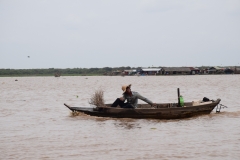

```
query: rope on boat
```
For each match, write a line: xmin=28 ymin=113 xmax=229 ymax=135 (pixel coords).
xmin=216 ymin=104 xmax=228 ymax=113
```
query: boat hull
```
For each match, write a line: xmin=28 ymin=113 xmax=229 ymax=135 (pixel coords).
xmin=64 ymin=99 xmax=220 ymax=119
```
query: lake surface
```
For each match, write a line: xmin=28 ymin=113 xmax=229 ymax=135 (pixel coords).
xmin=0 ymin=75 xmax=240 ymax=160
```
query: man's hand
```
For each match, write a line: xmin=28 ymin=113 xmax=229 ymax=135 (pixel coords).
xmin=152 ymin=103 xmax=157 ymax=107
xmin=119 ymin=97 xmax=125 ymax=101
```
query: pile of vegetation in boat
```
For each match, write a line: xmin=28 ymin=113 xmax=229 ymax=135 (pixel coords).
xmin=88 ymin=89 xmax=106 ymax=108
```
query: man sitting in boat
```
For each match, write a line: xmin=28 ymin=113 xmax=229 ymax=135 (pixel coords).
xmin=111 ymin=84 xmax=156 ymax=108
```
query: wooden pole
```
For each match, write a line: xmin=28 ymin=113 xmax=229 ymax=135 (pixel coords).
xmin=177 ymin=88 xmax=180 ymax=107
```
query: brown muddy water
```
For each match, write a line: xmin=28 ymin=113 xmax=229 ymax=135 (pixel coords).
xmin=0 ymin=75 xmax=240 ymax=160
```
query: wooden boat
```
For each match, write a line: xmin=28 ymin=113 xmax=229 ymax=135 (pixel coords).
xmin=64 ymin=99 xmax=221 ymax=119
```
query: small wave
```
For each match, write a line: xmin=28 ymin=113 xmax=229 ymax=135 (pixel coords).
xmin=69 ymin=111 xmax=88 ymax=117
xmin=218 ymin=111 xmax=240 ymax=118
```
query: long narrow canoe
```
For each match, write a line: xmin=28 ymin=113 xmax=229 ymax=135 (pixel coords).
xmin=64 ymin=99 xmax=221 ymax=119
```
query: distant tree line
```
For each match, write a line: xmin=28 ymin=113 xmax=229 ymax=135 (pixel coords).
xmin=0 ymin=67 xmax=133 ymax=76
xmin=1 ymin=66 xmax=237 ymax=77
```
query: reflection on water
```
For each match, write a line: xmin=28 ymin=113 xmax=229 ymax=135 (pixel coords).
xmin=0 ymin=75 xmax=240 ymax=160
xmin=113 ymin=119 xmax=141 ymax=130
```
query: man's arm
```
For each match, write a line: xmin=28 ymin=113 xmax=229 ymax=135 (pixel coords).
xmin=136 ymin=92 xmax=154 ymax=105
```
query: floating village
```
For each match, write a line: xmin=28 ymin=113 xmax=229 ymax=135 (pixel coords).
xmin=106 ymin=66 xmax=240 ymax=76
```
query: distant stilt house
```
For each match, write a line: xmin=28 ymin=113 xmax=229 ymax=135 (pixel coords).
xmin=162 ymin=67 xmax=191 ymax=75
xmin=224 ymin=68 xmax=234 ymax=74
xmin=123 ymin=69 xmax=137 ymax=75
xmin=135 ymin=68 xmax=161 ymax=75
xmin=189 ymin=67 xmax=200 ymax=75
xmin=208 ymin=67 xmax=225 ymax=74
xmin=111 ymin=71 xmax=122 ymax=76
xmin=198 ymin=67 xmax=209 ymax=74
xmin=142 ymin=68 xmax=161 ymax=75
xmin=234 ymin=67 xmax=240 ymax=74
xmin=202 ymin=69 xmax=208 ymax=74
xmin=131 ymin=70 xmax=137 ymax=75
xmin=136 ymin=67 xmax=143 ymax=74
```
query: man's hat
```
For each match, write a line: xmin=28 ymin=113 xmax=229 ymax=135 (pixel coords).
xmin=122 ymin=84 xmax=131 ymax=93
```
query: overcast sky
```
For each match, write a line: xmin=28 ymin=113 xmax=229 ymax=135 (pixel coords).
xmin=0 ymin=0 xmax=240 ymax=69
